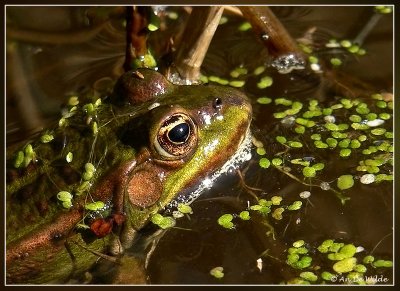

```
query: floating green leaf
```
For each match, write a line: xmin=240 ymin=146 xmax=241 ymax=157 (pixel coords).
xmin=57 ymin=191 xmax=73 ymax=202
xmin=333 ymin=257 xmax=357 ymax=273
xmin=303 ymin=167 xmax=316 ymax=178
xmin=337 ymin=175 xmax=354 ymax=190
xmin=40 ymin=134 xmax=54 ymax=143
xmin=259 ymin=158 xmax=271 ymax=168
xmin=177 ymin=204 xmax=193 ymax=214
xmin=85 ymin=201 xmax=105 ymax=211
xmin=239 ymin=211 xmax=250 ymax=220
xmin=218 ymin=214 xmax=234 ymax=229
xmin=210 ymin=266 xmax=224 ymax=279
xmin=257 ymin=97 xmax=272 ymax=104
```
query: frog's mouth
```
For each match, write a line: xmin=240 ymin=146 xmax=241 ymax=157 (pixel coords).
xmin=164 ymin=128 xmax=253 ymax=212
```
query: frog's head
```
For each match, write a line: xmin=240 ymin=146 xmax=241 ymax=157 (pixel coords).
xmin=111 ymin=69 xmax=252 ymax=230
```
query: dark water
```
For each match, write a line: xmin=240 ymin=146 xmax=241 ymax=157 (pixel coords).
xmin=5 ymin=6 xmax=393 ymax=285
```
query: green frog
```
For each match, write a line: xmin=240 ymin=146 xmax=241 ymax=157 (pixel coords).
xmin=6 ymin=68 xmax=252 ymax=284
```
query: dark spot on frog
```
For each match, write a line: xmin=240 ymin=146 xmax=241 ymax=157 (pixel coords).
xmin=13 ymin=184 xmax=35 ymax=202
xmin=35 ymin=200 xmax=49 ymax=216
xmin=212 ymin=97 xmax=222 ymax=110
xmin=6 ymin=168 xmax=19 ymax=184
xmin=117 ymin=115 xmax=150 ymax=152
xmin=51 ymin=163 xmax=81 ymax=185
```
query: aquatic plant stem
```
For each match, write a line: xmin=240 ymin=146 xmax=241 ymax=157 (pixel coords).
xmin=124 ymin=6 xmax=151 ymax=72
xmin=274 ymin=166 xmax=350 ymax=204
xmin=239 ymin=6 xmax=304 ymax=58
xmin=168 ymin=6 xmax=224 ymax=84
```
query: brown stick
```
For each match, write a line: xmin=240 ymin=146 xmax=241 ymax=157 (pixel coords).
xmin=124 ymin=6 xmax=150 ymax=72
xmin=170 ymin=6 xmax=224 ymax=84
xmin=239 ymin=6 xmax=303 ymax=58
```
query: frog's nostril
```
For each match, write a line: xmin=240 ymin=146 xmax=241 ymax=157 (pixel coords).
xmin=212 ymin=97 xmax=222 ymax=109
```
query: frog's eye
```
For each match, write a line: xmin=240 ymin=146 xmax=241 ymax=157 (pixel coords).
xmin=154 ymin=113 xmax=197 ymax=159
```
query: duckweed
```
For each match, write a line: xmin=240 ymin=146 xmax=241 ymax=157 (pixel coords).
xmin=239 ymin=211 xmax=250 ymax=220
xmin=311 ymin=134 xmax=321 ymax=140
xmin=337 ymin=175 xmax=354 ymax=190
xmin=229 ymin=80 xmax=245 ymax=88
xmin=275 ymin=98 xmax=293 ymax=106
xmin=85 ymin=201 xmax=105 ymax=211
xmin=151 ymin=213 xmax=176 ymax=229
xmin=257 ymin=97 xmax=272 ymax=104
xmin=253 ymin=66 xmax=266 ymax=75
xmin=68 ymin=96 xmax=79 ymax=106
xmin=66 ymin=152 xmax=73 ymax=163
xmin=372 ymin=260 xmax=393 ymax=268
xmin=293 ymin=240 xmax=305 ymax=248
xmin=326 ymin=137 xmax=338 ymax=148
xmin=300 ymin=271 xmax=318 ymax=282
xmin=218 ymin=214 xmax=234 ymax=229
xmin=272 ymin=158 xmax=283 ymax=166
xmin=339 ymin=244 xmax=357 ymax=258
xmin=291 ymin=158 xmax=310 ymax=167
xmin=338 ymin=139 xmax=350 ymax=148
xmin=303 ymin=167 xmax=316 ymax=178
xmin=230 ymin=67 xmax=248 ymax=78
xmin=333 ymin=257 xmax=357 ymax=273
xmin=271 ymin=196 xmax=282 ymax=205
xmin=273 ymin=112 xmax=287 ymax=119
xmin=321 ymin=271 xmax=335 ymax=281
xmin=340 ymin=148 xmax=352 ymax=157
xmin=272 ymin=207 xmax=284 ymax=220
xmin=57 ymin=191 xmax=73 ymax=202
xmin=82 ymin=162 xmax=95 ymax=181
xmin=376 ymin=100 xmax=387 ymax=108
xmin=288 ymin=141 xmax=303 ymax=148
xmin=238 ymin=21 xmax=252 ymax=31
xmin=287 ymin=201 xmax=302 ymax=210
xmin=210 ymin=267 xmax=224 ymax=279
xmin=349 ymin=114 xmax=362 ymax=122
xmin=363 ymin=255 xmax=375 ymax=264
xmin=256 ymin=147 xmax=266 ymax=155
xmin=354 ymin=264 xmax=367 ymax=273
xmin=40 ymin=134 xmax=54 ymax=143
xmin=312 ymin=163 xmax=325 ymax=171
xmin=177 ymin=204 xmax=193 ymax=214
xmin=13 ymin=151 xmax=24 ymax=168
xmin=330 ymin=58 xmax=342 ymax=66
xmin=259 ymin=158 xmax=271 ymax=168
xmin=294 ymin=125 xmax=305 ymax=134
xmin=257 ymin=76 xmax=273 ymax=89
xmin=314 ymin=141 xmax=328 ymax=148
xmin=350 ymin=140 xmax=361 ymax=148
xmin=370 ymin=128 xmax=386 ymax=135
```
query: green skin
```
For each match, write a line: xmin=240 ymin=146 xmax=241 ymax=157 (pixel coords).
xmin=6 ymin=69 xmax=252 ymax=284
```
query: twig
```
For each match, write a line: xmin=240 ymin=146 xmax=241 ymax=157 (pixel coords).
xmin=168 ymin=6 xmax=224 ymax=84
xmin=239 ymin=6 xmax=302 ymax=57
xmin=239 ymin=7 xmax=307 ymax=73
xmin=124 ymin=6 xmax=151 ymax=72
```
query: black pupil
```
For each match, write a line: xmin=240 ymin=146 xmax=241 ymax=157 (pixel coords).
xmin=168 ymin=123 xmax=190 ymax=143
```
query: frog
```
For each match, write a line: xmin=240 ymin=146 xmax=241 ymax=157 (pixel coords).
xmin=5 ymin=68 xmax=253 ymax=284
